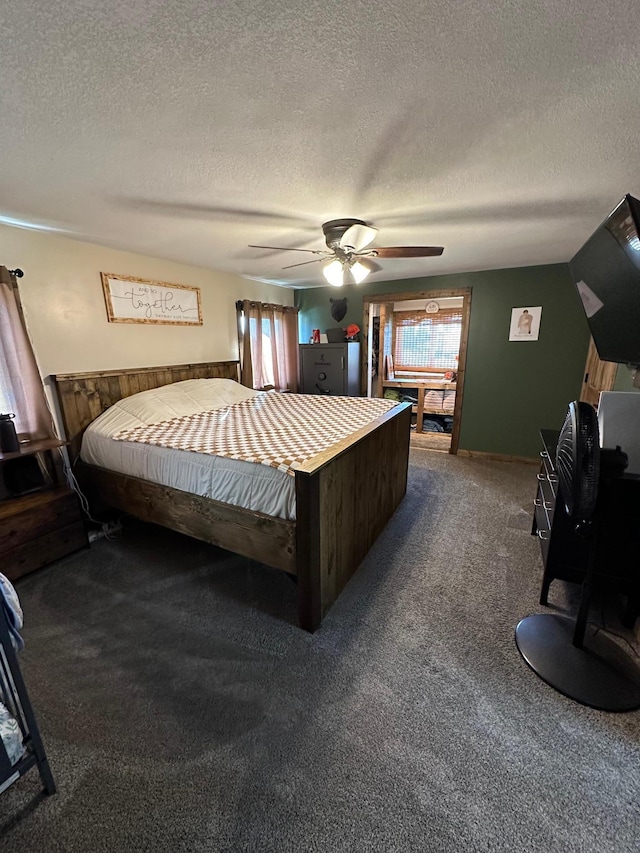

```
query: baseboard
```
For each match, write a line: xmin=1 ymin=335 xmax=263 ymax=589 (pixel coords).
xmin=456 ymin=448 xmax=539 ymax=465
xmin=409 ymin=432 xmax=452 ymax=453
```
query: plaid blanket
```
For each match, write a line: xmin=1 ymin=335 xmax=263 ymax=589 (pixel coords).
xmin=112 ymin=392 xmax=398 ymax=475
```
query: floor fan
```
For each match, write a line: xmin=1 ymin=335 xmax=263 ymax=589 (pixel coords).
xmin=515 ymin=401 xmax=640 ymax=711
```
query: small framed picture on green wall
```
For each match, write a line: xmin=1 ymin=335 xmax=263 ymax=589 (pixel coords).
xmin=509 ymin=306 xmax=542 ymax=341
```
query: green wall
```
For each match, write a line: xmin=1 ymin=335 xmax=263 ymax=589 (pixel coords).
xmin=295 ymin=263 xmax=591 ymax=459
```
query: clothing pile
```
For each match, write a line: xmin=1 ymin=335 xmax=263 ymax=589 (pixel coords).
xmin=0 ymin=574 xmax=25 ymax=766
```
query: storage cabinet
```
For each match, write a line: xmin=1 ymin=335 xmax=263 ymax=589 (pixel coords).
xmin=0 ymin=439 xmax=88 ymax=583
xmin=532 ymin=429 xmax=640 ymax=622
xmin=299 ymin=343 xmax=361 ymax=396
xmin=381 ymin=379 xmax=456 ymax=434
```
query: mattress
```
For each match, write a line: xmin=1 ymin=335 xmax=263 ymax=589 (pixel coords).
xmin=80 ymin=379 xmax=297 ymax=520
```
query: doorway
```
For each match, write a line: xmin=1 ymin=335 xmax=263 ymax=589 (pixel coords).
xmin=362 ymin=288 xmax=471 ymax=454
xmin=579 ymin=337 xmax=617 ymax=407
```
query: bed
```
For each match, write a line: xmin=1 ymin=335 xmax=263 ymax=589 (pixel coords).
xmin=52 ymin=361 xmax=412 ymax=632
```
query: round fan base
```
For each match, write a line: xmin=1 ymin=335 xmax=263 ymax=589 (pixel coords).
xmin=515 ymin=613 xmax=640 ymax=712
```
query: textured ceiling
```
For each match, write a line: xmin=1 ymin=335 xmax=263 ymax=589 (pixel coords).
xmin=2 ymin=1 xmax=639 ymax=288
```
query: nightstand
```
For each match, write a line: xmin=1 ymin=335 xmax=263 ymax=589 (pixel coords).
xmin=0 ymin=439 xmax=88 ymax=582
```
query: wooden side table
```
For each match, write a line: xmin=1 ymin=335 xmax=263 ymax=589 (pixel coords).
xmin=0 ymin=439 xmax=89 ymax=582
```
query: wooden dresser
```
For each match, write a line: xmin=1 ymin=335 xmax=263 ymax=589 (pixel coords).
xmin=0 ymin=439 xmax=88 ymax=582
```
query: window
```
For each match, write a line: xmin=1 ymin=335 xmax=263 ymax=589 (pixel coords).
xmin=393 ymin=309 xmax=462 ymax=372
xmin=0 ymin=365 xmax=17 ymax=414
xmin=236 ymin=300 xmax=299 ymax=391
xmin=249 ymin=315 xmax=277 ymax=388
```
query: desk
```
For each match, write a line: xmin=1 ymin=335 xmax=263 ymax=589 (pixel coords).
xmin=382 ymin=379 xmax=456 ymax=433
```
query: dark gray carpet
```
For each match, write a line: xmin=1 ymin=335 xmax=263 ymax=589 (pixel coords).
xmin=1 ymin=449 xmax=639 ymax=852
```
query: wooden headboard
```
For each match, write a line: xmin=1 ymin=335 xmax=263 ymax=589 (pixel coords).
xmin=52 ymin=360 xmax=240 ymax=461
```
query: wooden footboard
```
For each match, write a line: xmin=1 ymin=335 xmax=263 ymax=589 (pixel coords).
xmin=295 ymin=401 xmax=411 ymax=631
xmin=53 ymin=362 xmax=411 ymax=632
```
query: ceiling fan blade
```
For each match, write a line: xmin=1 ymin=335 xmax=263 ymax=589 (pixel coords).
xmin=339 ymin=223 xmax=378 ymax=252
xmin=351 ymin=256 xmax=383 ymax=273
xmin=282 ymin=257 xmax=329 ymax=270
xmin=249 ymin=244 xmax=325 ymax=254
xmin=372 ymin=246 xmax=444 ymax=258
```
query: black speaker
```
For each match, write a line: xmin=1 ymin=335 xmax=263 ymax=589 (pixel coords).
xmin=2 ymin=456 xmax=46 ymax=496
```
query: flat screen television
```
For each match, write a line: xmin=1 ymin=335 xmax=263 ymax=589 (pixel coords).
xmin=569 ymin=193 xmax=640 ymax=366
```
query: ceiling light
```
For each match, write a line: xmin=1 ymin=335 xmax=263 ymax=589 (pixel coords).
xmin=350 ymin=260 xmax=372 ymax=284
xmin=339 ymin=223 xmax=378 ymax=252
xmin=323 ymin=259 xmax=344 ymax=287
xmin=323 ymin=257 xmax=375 ymax=287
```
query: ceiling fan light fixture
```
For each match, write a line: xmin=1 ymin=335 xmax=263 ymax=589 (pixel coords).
xmin=339 ymin=223 xmax=378 ymax=252
xmin=253 ymin=218 xmax=444 ymax=281
xmin=323 ymin=259 xmax=344 ymax=287
xmin=350 ymin=259 xmax=372 ymax=284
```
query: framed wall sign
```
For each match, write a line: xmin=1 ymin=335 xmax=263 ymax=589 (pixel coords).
xmin=509 ymin=306 xmax=542 ymax=341
xmin=101 ymin=273 xmax=203 ymax=326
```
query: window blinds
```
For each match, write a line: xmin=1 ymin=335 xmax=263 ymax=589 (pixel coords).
xmin=393 ymin=309 xmax=462 ymax=370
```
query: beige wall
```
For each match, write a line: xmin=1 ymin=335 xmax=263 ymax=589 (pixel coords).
xmin=0 ymin=222 xmax=293 ymax=433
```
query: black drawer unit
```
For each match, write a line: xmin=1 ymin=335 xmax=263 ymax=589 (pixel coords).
xmin=532 ymin=428 xmax=640 ymax=623
xmin=532 ymin=431 xmax=589 ymax=598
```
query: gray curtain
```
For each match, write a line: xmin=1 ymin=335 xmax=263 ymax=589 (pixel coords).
xmin=0 ymin=266 xmax=55 ymax=440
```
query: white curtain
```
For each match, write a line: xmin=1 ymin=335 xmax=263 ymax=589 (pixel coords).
xmin=237 ymin=300 xmax=299 ymax=392
xmin=0 ymin=266 xmax=54 ymax=440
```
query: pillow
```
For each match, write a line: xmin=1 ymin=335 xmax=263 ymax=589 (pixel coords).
xmin=87 ymin=378 xmax=259 ymax=437
xmin=116 ymin=379 xmax=257 ymax=424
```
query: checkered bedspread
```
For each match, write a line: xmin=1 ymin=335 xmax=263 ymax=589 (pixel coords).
xmin=112 ymin=392 xmax=398 ymax=475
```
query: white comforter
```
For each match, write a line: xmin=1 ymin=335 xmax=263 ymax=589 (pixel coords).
xmin=80 ymin=379 xmax=297 ymax=520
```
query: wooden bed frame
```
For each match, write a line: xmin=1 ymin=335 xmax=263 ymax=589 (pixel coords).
xmin=52 ymin=361 xmax=412 ymax=632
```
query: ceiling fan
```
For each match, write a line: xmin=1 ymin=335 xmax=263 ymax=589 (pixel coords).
xmin=249 ymin=218 xmax=444 ymax=286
